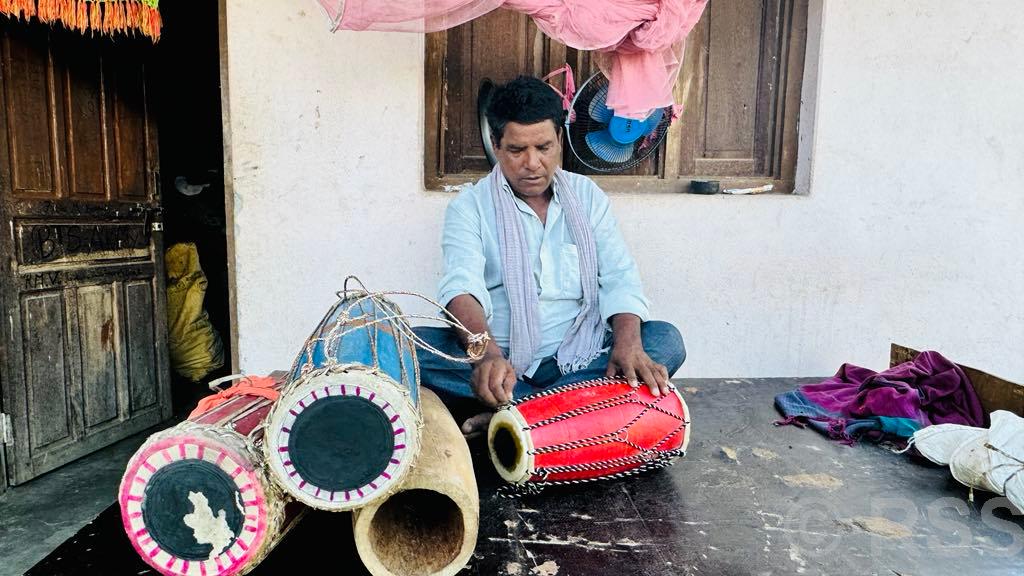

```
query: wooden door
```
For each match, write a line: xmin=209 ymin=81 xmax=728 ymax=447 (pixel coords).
xmin=0 ymin=20 xmax=170 ymax=487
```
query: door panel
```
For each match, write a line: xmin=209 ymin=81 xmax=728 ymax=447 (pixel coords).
xmin=680 ymin=0 xmax=807 ymax=180
xmin=705 ymin=0 xmax=763 ymax=158
xmin=110 ymin=50 xmax=149 ymax=201
xmin=22 ymin=292 xmax=71 ymax=449
xmin=77 ymin=285 xmax=118 ymax=428
xmin=0 ymin=20 xmax=170 ymax=485
xmin=15 ymin=219 xmax=152 ymax=266
xmin=125 ymin=280 xmax=159 ymax=411
xmin=62 ymin=38 xmax=109 ymax=200
xmin=4 ymin=25 xmax=59 ymax=196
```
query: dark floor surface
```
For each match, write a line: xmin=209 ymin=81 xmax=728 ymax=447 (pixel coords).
xmin=13 ymin=378 xmax=1024 ymax=575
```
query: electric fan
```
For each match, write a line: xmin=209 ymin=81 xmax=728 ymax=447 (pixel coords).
xmin=567 ymin=73 xmax=672 ymax=172
xmin=478 ymin=70 xmax=673 ymax=173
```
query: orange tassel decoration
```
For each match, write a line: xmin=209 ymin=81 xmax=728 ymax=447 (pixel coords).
xmin=0 ymin=1 xmax=161 ymax=41
xmin=75 ymin=0 xmax=87 ymax=33
xmin=36 ymin=0 xmax=53 ymax=23
xmin=115 ymin=1 xmax=126 ymax=33
xmin=88 ymin=0 xmax=100 ymax=32
xmin=11 ymin=0 xmax=36 ymax=19
xmin=126 ymin=0 xmax=136 ymax=31
xmin=58 ymin=0 xmax=73 ymax=27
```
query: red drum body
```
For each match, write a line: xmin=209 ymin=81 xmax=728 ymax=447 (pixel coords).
xmin=488 ymin=378 xmax=691 ymax=487
xmin=119 ymin=377 xmax=303 ymax=576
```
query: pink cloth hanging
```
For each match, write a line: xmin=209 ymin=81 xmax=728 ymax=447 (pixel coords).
xmin=317 ymin=0 xmax=709 ymax=119
xmin=320 ymin=0 xmax=506 ymax=33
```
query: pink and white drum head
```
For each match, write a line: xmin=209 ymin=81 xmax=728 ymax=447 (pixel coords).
xmin=119 ymin=424 xmax=279 ymax=576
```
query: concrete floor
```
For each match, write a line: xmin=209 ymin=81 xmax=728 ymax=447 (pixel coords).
xmin=8 ymin=378 xmax=1024 ymax=576
xmin=0 ymin=427 xmax=154 ymax=575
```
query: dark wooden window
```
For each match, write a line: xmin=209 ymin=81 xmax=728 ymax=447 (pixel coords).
xmin=425 ymin=0 xmax=809 ymax=193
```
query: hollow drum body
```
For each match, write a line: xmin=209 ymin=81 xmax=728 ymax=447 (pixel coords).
xmin=265 ymin=294 xmax=421 ymax=511
xmin=119 ymin=378 xmax=301 ymax=576
xmin=488 ymin=378 xmax=691 ymax=487
xmin=352 ymin=388 xmax=479 ymax=576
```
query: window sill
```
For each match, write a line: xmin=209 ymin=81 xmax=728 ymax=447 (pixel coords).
xmin=425 ymin=174 xmax=796 ymax=196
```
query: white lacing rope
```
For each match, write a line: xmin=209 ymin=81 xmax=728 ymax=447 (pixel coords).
xmin=291 ymin=276 xmax=490 ymax=379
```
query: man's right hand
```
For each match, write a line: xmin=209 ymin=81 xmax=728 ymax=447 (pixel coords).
xmin=444 ymin=294 xmax=517 ymax=407
xmin=471 ymin=352 xmax=517 ymax=408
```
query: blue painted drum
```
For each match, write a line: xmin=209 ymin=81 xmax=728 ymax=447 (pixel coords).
xmin=264 ymin=293 xmax=422 ymax=511
xmin=289 ymin=296 xmax=419 ymax=403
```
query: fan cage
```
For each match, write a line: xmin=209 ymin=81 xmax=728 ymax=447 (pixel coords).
xmin=566 ymin=73 xmax=672 ymax=173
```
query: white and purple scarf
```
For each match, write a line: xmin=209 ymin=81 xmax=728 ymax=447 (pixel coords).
xmin=489 ymin=165 xmax=605 ymax=376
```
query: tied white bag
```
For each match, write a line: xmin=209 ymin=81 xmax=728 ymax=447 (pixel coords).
xmin=912 ymin=424 xmax=987 ymax=466
xmin=985 ymin=411 xmax=1024 ymax=512
xmin=911 ymin=411 xmax=1023 ymax=513
xmin=949 ymin=433 xmax=1002 ymax=494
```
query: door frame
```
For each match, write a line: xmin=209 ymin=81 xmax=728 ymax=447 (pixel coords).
xmin=217 ymin=0 xmax=240 ymax=374
xmin=0 ymin=281 xmax=8 ymax=493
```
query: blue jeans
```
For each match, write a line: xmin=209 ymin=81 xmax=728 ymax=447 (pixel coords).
xmin=413 ymin=321 xmax=686 ymax=402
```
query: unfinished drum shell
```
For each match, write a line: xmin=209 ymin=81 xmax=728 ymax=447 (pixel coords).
xmin=352 ymin=388 xmax=478 ymax=576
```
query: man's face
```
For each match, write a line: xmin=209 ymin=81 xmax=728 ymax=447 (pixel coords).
xmin=493 ymin=120 xmax=562 ymax=199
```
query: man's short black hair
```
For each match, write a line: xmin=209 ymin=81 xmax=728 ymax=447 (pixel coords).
xmin=486 ymin=75 xmax=565 ymax=146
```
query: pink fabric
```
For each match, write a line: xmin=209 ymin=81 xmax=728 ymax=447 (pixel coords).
xmin=317 ymin=0 xmax=709 ymax=119
xmin=320 ymin=0 xmax=506 ymax=32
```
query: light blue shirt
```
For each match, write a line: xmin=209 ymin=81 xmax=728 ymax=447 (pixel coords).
xmin=437 ymin=170 xmax=650 ymax=376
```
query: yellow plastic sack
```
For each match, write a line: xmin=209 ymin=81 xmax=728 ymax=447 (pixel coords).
xmin=165 ymin=243 xmax=225 ymax=382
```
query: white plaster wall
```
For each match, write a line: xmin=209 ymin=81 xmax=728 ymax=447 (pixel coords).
xmin=224 ymin=0 xmax=1024 ymax=381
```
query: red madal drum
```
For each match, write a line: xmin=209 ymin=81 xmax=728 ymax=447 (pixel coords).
xmin=487 ymin=377 xmax=691 ymax=488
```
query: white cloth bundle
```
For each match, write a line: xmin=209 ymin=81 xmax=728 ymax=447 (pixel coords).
xmin=950 ymin=433 xmax=1003 ymax=493
xmin=912 ymin=423 xmax=987 ymax=466
xmin=911 ymin=410 xmax=1024 ymax=512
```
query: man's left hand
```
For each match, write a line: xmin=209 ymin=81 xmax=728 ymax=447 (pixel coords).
xmin=606 ymin=340 xmax=671 ymax=397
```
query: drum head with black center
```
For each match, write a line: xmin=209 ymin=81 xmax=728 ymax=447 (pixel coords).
xmin=288 ymin=396 xmax=394 ymax=491
xmin=141 ymin=460 xmax=243 ymax=560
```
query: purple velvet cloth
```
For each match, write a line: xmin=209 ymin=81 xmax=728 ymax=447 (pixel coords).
xmin=800 ymin=351 xmax=987 ymax=429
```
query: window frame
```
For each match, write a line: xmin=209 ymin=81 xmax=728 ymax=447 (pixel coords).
xmin=424 ymin=0 xmax=809 ymax=195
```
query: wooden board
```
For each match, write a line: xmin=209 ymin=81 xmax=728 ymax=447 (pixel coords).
xmin=891 ymin=343 xmax=1024 ymax=417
